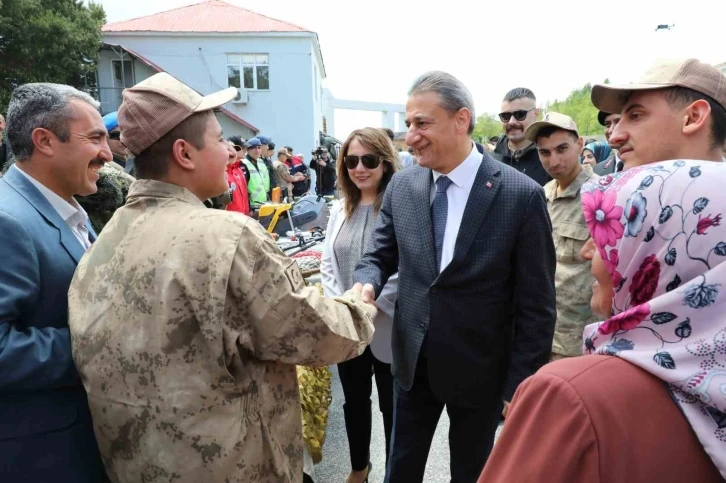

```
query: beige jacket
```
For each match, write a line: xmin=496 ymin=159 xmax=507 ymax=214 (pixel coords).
xmin=68 ymin=180 xmax=375 ymax=483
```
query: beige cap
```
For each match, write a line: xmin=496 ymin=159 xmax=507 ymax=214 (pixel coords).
xmin=591 ymin=58 xmax=726 ymax=115
xmin=118 ymin=72 xmax=237 ymax=156
xmin=525 ymin=111 xmax=579 ymax=142
xmin=277 ymin=147 xmax=292 ymax=157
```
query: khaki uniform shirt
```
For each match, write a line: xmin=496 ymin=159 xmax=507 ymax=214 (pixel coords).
xmin=68 ymin=180 xmax=376 ymax=483
xmin=545 ymin=168 xmax=599 ymax=357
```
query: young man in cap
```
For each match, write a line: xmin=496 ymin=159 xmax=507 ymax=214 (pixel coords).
xmin=243 ymin=136 xmax=273 ymax=210
xmin=67 ymin=72 xmax=378 ymax=483
xmin=257 ymin=135 xmax=279 ymax=196
xmin=525 ymin=112 xmax=599 ymax=361
xmin=591 ymin=58 xmax=726 ymax=170
xmin=491 ymin=88 xmax=551 ymax=186
xmin=593 ymin=111 xmax=622 ymax=175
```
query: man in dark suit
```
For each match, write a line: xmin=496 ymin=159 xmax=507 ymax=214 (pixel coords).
xmin=354 ymin=71 xmax=556 ymax=483
xmin=0 ymin=83 xmax=110 ymax=482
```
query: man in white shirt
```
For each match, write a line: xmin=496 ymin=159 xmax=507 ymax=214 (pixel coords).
xmin=0 ymin=82 xmax=111 ymax=482
xmin=354 ymin=71 xmax=556 ymax=483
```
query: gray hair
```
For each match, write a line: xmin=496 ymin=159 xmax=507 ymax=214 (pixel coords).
xmin=6 ymin=83 xmax=100 ymax=161
xmin=503 ymin=87 xmax=536 ymax=103
xmin=408 ymin=71 xmax=476 ymax=135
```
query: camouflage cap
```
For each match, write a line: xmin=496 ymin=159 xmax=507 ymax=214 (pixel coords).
xmin=118 ymin=73 xmax=237 ymax=156
xmin=591 ymin=58 xmax=726 ymax=115
xmin=525 ymin=112 xmax=579 ymax=142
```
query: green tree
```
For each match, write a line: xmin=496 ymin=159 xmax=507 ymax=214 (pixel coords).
xmin=473 ymin=113 xmax=503 ymax=143
xmin=0 ymin=0 xmax=106 ymax=113
xmin=545 ymin=82 xmax=607 ymax=137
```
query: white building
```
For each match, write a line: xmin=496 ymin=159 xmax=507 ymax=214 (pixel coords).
xmin=96 ymin=0 xmax=327 ymax=157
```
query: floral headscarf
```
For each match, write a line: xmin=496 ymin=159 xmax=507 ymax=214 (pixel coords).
xmin=581 ymin=160 xmax=726 ymax=478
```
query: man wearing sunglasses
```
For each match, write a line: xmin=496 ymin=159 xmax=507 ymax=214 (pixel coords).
xmin=492 ymin=88 xmax=551 ymax=186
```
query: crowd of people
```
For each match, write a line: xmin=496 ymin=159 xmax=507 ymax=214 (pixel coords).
xmin=0 ymin=56 xmax=725 ymax=483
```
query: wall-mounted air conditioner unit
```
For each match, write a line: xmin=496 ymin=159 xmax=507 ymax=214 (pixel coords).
xmin=232 ymin=88 xmax=249 ymax=104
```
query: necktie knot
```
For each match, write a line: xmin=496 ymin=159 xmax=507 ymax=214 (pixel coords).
xmin=436 ymin=176 xmax=453 ymax=193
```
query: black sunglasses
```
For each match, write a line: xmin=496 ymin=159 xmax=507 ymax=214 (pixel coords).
xmin=232 ymin=144 xmax=244 ymax=152
xmin=498 ymin=108 xmax=535 ymax=123
xmin=344 ymin=154 xmax=381 ymax=170
xmin=108 ymin=132 xmax=121 ymax=140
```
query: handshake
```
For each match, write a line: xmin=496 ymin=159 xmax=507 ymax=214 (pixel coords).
xmin=351 ymin=282 xmax=377 ymax=305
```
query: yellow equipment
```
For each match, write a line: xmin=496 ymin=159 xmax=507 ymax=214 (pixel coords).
xmin=257 ymin=202 xmax=293 ymax=234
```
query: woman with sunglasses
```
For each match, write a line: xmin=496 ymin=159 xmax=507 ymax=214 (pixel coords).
xmin=321 ymin=127 xmax=401 ymax=483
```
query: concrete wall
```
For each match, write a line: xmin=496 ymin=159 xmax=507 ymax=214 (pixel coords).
xmin=102 ymin=33 xmax=323 ymax=162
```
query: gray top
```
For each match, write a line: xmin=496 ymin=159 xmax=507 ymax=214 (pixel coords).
xmin=333 ymin=203 xmax=377 ymax=291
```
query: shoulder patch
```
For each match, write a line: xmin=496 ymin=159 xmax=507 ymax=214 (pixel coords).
xmin=285 ymin=260 xmax=304 ymax=292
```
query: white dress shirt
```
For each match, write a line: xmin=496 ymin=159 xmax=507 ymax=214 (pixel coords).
xmin=14 ymin=165 xmax=92 ymax=250
xmin=430 ymin=142 xmax=483 ymax=272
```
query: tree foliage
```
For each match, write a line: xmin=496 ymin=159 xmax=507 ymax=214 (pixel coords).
xmin=545 ymin=80 xmax=610 ymax=136
xmin=0 ymin=0 xmax=106 ymax=113
xmin=473 ymin=113 xmax=502 ymax=143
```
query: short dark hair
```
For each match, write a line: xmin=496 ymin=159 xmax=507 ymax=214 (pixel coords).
xmin=284 ymin=145 xmax=293 ymax=153
xmin=663 ymin=86 xmax=726 ymax=149
xmin=6 ymin=83 xmax=100 ymax=161
xmin=134 ymin=111 xmax=211 ymax=179
xmin=381 ymin=128 xmax=394 ymax=141
xmin=535 ymin=125 xmax=578 ymax=143
xmin=503 ymin=88 xmax=536 ymax=103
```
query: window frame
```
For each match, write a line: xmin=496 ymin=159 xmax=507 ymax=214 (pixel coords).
xmin=226 ymin=53 xmax=270 ymax=91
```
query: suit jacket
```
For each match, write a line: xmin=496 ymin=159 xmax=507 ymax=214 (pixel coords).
xmin=321 ymin=199 xmax=398 ymax=363
xmin=0 ymin=166 xmax=105 ymax=482
xmin=594 ymin=152 xmax=619 ymax=175
xmin=355 ymin=150 xmax=557 ymax=406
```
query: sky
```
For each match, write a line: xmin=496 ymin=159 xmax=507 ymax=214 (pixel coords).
xmin=95 ymin=0 xmax=726 ymax=140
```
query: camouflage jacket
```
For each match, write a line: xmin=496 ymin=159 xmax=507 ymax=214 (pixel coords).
xmin=545 ymin=168 xmax=600 ymax=357
xmin=68 ymin=180 xmax=375 ymax=483
xmin=76 ymin=161 xmax=135 ymax=234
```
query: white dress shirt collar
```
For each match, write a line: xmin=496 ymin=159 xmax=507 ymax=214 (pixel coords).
xmin=432 ymin=142 xmax=482 ymax=189
xmin=13 ymin=165 xmax=91 ymax=248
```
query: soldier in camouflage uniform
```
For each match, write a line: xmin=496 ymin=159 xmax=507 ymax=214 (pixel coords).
xmin=524 ymin=113 xmax=599 ymax=361
xmin=67 ymin=73 xmax=377 ymax=483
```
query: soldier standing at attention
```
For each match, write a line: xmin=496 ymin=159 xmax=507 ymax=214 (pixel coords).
xmin=67 ymin=73 xmax=377 ymax=483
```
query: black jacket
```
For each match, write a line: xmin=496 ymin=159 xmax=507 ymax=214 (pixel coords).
xmin=309 ymin=155 xmax=336 ymax=194
xmin=491 ymin=136 xmax=551 ymax=187
xmin=355 ymin=151 xmax=556 ymax=405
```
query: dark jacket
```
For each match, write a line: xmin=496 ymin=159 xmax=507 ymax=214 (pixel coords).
xmin=0 ymin=166 xmax=107 ymax=482
xmin=309 ymin=155 xmax=337 ymax=194
xmin=354 ymin=151 xmax=557 ymax=405
xmin=594 ymin=151 xmax=622 ymax=176
xmin=491 ymin=136 xmax=551 ymax=187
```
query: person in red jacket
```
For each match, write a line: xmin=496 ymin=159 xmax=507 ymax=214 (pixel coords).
xmin=226 ymin=139 xmax=250 ymax=215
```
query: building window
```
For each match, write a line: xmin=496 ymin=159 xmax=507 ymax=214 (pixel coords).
xmin=227 ymin=54 xmax=269 ymax=90
xmin=111 ymin=59 xmax=134 ymax=88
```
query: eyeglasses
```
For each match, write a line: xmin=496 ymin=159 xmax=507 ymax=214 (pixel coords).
xmin=232 ymin=144 xmax=244 ymax=152
xmin=108 ymin=132 xmax=121 ymax=140
xmin=498 ymin=108 xmax=535 ymax=123
xmin=344 ymin=154 xmax=381 ymax=170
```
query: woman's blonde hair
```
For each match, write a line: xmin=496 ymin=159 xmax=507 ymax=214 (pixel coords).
xmin=337 ymin=127 xmax=402 ymax=218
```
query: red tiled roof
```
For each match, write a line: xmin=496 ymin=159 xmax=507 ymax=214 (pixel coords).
xmin=104 ymin=0 xmax=310 ymax=34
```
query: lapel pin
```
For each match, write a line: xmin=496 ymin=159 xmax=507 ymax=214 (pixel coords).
xmin=486 ymin=181 xmax=492 ymax=189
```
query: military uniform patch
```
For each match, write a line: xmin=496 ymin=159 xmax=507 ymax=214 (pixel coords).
xmin=285 ymin=261 xmax=304 ymax=292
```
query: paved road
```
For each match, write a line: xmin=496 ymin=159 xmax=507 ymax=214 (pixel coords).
xmin=311 ymin=366 xmax=504 ymax=483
